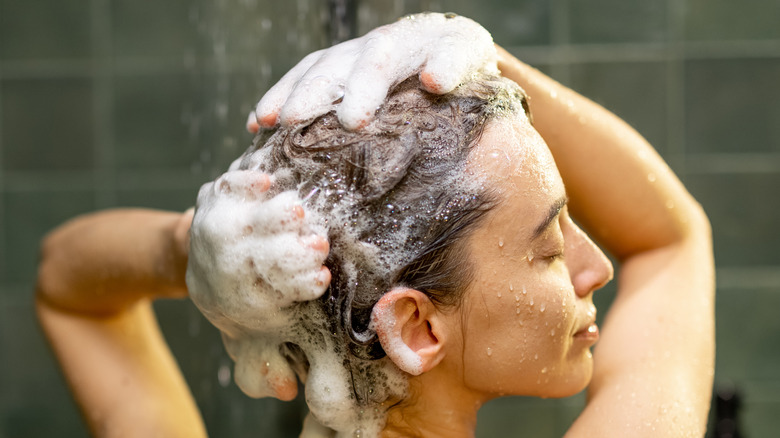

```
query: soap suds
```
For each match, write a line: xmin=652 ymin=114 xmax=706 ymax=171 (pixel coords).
xmin=189 ymin=71 xmax=529 ymax=437
xmin=251 ymin=12 xmax=498 ymax=131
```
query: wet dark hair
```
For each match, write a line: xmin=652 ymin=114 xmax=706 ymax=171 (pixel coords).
xmin=242 ymin=74 xmax=527 ymax=361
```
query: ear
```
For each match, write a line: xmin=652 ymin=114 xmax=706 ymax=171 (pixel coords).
xmin=370 ymin=288 xmax=447 ymax=376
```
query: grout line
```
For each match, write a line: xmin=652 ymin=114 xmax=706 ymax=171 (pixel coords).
xmin=1 ymin=39 xmax=780 ymax=79
xmin=3 ymin=169 xmax=203 ymax=192
xmin=547 ymin=0 xmax=571 ymax=84
xmin=92 ymin=0 xmax=116 ymax=208
xmin=716 ymin=266 xmax=780 ymax=290
xmin=665 ymin=0 xmax=687 ymax=174
xmin=686 ymin=153 xmax=780 ymax=174
xmin=0 ymin=59 xmax=5 ymax=284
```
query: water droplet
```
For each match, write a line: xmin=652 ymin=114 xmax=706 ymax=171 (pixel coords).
xmin=541 ymin=367 xmax=548 ymax=374
xmin=665 ymin=199 xmax=675 ymax=209
xmin=522 ymin=286 xmax=527 ymax=295
xmin=509 ymin=283 xmax=514 ymax=292
xmin=529 ymin=297 xmax=534 ymax=306
xmin=516 ymin=307 xmax=521 ymax=314
xmin=540 ymin=302 xmax=546 ymax=312
xmin=647 ymin=173 xmax=657 ymax=183
xmin=486 ymin=347 xmax=493 ymax=356
xmin=515 ymin=294 xmax=520 ymax=302
xmin=534 ymin=353 xmax=538 ymax=360
xmin=498 ymin=238 xmax=504 ymax=248
xmin=497 ymin=291 xmax=502 ymax=298
xmin=550 ymin=328 xmax=556 ymax=336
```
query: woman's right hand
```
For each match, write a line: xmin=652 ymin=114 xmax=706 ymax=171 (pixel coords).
xmin=247 ymin=12 xmax=498 ymax=132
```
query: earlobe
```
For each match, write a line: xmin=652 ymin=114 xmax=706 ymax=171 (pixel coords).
xmin=370 ymin=288 xmax=447 ymax=376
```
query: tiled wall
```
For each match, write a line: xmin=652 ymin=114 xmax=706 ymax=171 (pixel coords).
xmin=1 ymin=0 xmax=778 ymax=436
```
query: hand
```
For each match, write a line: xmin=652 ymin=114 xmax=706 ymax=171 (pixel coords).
xmin=187 ymin=170 xmax=331 ymax=328
xmin=247 ymin=12 xmax=498 ymax=132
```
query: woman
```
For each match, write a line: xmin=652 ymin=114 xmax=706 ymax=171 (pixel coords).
xmin=36 ymin=13 xmax=714 ymax=438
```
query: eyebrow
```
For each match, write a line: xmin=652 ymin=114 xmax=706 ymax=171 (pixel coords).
xmin=532 ymin=196 xmax=568 ymax=239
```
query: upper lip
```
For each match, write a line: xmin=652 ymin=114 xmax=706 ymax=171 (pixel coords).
xmin=574 ymin=310 xmax=597 ymax=335
xmin=574 ymin=322 xmax=595 ymax=336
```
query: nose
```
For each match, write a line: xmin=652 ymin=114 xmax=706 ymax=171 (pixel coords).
xmin=563 ymin=218 xmax=614 ymax=298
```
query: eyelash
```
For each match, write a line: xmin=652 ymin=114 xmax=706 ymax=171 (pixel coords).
xmin=545 ymin=252 xmax=564 ymax=262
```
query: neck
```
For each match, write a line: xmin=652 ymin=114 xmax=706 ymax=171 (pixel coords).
xmin=380 ymin=366 xmax=485 ymax=438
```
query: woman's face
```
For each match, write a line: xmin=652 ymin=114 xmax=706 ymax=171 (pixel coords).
xmin=451 ymin=114 xmax=613 ymax=399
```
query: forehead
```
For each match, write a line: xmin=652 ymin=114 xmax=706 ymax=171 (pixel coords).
xmin=467 ymin=115 xmax=565 ymax=224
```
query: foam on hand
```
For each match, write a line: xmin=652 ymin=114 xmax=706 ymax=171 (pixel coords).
xmin=251 ymin=12 xmax=498 ymax=131
xmin=187 ymin=153 xmax=409 ymax=437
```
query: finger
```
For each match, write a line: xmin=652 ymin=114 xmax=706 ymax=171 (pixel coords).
xmin=278 ymin=74 xmax=343 ymax=127
xmin=420 ymin=29 xmax=498 ymax=94
xmin=249 ymin=191 xmax=308 ymax=234
xmin=338 ymin=37 xmax=421 ymax=130
xmin=246 ymin=110 xmax=260 ymax=134
xmin=255 ymin=49 xmax=323 ymax=128
xmin=214 ymin=170 xmax=272 ymax=200
xmin=278 ymin=39 xmax=361 ymax=126
xmin=301 ymin=234 xmax=329 ymax=254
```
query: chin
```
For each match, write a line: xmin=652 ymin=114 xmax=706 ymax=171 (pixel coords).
xmin=543 ymin=354 xmax=594 ymax=399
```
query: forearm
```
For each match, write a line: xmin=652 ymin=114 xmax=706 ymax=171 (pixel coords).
xmin=36 ymin=208 xmax=204 ymax=436
xmin=496 ymin=46 xmax=705 ymax=259
xmin=38 ymin=209 xmax=190 ymax=314
xmin=37 ymin=298 xmax=207 ymax=438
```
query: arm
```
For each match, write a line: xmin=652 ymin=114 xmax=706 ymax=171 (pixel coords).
xmin=36 ymin=209 xmax=207 ymax=437
xmin=496 ymin=46 xmax=715 ymax=437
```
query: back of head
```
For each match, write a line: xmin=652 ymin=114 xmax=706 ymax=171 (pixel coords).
xmin=187 ymin=74 xmax=527 ymax=436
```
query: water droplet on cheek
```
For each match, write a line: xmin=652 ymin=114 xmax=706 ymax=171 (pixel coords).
xmin=486 ymin=347 xmax=493 ymax=357
xmin=540 ymin=302 xmax=546 ymax=312
xmin=498 ymin=237 xmax=504 ymax=248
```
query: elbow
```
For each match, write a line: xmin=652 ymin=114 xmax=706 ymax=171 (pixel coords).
xmin=680 ymin=195 xmax=712 ymax=248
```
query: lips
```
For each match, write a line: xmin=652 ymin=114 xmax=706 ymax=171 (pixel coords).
xmin=574 ymin=322 xmax=599 ymax=342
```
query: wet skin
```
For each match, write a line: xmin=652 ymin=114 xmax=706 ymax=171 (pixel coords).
xmin=446 ymin=113 xmax=614 ymax=401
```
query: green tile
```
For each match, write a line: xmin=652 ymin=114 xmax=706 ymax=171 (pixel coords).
xmin=113 ymin=74 xmax=200 ymax=171
xmin=741 ymin=400 xmax=780 ymax=438
xmin=202 ymin=0 xmax=328 ymax=57
xmin=1 ymin=78 xmax=95 ymax=171
xmin=685 ymin=173 xmax=780 ymax=267
xmin=436 ymin=0 xmax=551 ymax=46
xmin=684 ymin=0 xmax=780 ymax=41
xmin=111 ymin=0 xmax=199 ymax=58
xmin=0 ymin=295 xmax=89 ymax=437
xmin=2 ymin=189 xmax=95 ymax=285
xmin=570 ymin=61 xmax=669 ymax=155
xmin=685 ymin=58 xmax=780 ymax=154
xmin=354 ymin=0 xmax=551 ymax=46
xmin=0 ymin=0 xmax=91 ymax=60
xmin=568 ymin=0 xmax=668 ymax=44
xmin=477 ymin=397 xmax=557 ymax=437
xmin=116 ymin=186 xmax=200 ymax=211
xmin=714 ymin=287 xmax=780 ymax=382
